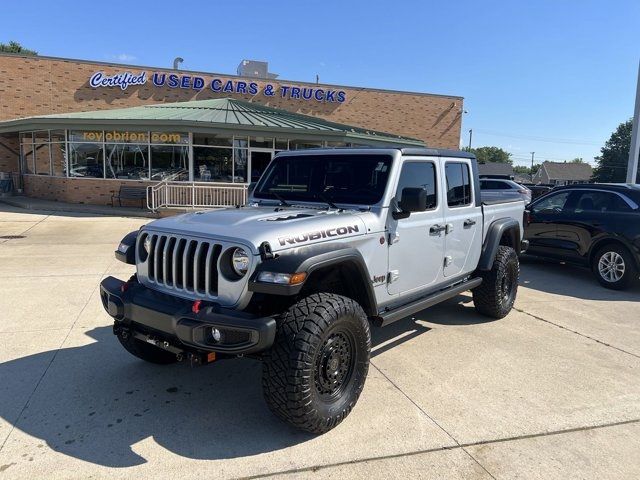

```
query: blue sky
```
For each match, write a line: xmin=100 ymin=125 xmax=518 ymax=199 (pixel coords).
xmin=3 ymin=0 xmax=639 ymax=167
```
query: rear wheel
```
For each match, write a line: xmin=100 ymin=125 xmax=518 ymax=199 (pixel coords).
xmin=593 ymin=244 xmax=638 ymax=290
xmin=262 ymin=293 xmax=371 ymax=434
xmin=117 ymin=330 xmax=177 ymax=365
xmin=473 ymin=245 xmax=519 ymax=318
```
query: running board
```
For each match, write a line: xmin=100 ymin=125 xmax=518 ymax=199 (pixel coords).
xmin=375 ymin=277 xmax=482 ymax=327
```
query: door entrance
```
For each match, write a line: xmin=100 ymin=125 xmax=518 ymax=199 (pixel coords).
xmin=250 ymin=150 xmax=273 ymax=183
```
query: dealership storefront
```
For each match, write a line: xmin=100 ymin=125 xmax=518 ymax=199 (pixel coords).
xmin=0 ymin=53 xmax=464 ymax=207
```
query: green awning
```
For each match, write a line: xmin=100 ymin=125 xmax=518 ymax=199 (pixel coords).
xmin=0 ymin=97 xmax=424 ymax=146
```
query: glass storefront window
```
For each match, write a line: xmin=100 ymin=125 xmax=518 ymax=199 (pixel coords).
xmin=50 ymin=130 xmax=66 ymax=142
xmin=289 ymin=139 xmax=323 ymax=150
xmin=35 ymin=143 xmax=51 ymax=175
xmin=20 ymin=133 xmax=35 ymax=174
xmin=193 ymin=147 xmax=233 ymax=182
xmin=193 ymin=133 xmax=233 ymax=147
xmin=69 ymin=130 xmax=95 ymax=142
xmin=275 ymin=139 xmax=288 ymax=149
xmin=104 ymin=130 xmax=149 ymax=143
xmin=150 ymin=132 xmax=188 ymax=144
xmin=234 ymin=148 xmax=248 ymax=183
xmin=51 ymin=143 xmax=67 ymax=177
xmin=250 ymin=137 xmax=273 ymax=148
xmin=233 ymin=136 xmax=248 ymax=149
xmin=69 ymin=142 xmax=104 ymax=178
xmin=150 ymin=145 xmax=189 ymax=181
xmin=105 ymin=144 xmax=150 ymax=180
xmin=326 ymin=141 xmax=349 ymax=147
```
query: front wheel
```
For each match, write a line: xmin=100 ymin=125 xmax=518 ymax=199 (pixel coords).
xmin=262 ymin=293 xmax=371 ymax=434
xmin=473 ymin=245 xmax=519 ymax=319
xmin=593 ymin=245 xmax=638 ymax=290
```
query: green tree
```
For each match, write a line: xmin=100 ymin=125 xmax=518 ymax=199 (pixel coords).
xmin=513 ymin=164 xmax=540 ymax=176
xmin=570 ymin=157 xmax=585 ymax=163
xmin=467 ymin=146 xmax=512 ymax=164
xmin=0 ymin=41 xmax=37 ymax=55
xmin=592 ymin=119 xmax=638 ymax=183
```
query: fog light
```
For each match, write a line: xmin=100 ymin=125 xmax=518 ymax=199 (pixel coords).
xmin=210 ymin=327 xmax=222 ymax=343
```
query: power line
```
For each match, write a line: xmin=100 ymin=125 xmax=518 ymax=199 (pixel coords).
xmin=472 ymin=129 xmax=602 ymax=146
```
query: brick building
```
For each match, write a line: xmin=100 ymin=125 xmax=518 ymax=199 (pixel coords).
xmin=0 ymin=53 xmax=465 ymax=206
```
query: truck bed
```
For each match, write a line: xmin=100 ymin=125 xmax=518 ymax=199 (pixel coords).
xmin=481 ymin=198 xmax=525 ymax=244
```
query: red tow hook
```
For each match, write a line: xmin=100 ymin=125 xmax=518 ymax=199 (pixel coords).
xmin=192 ymin=300 xmax=203 ymax=314
xmin=120 ymin=281 xmax=130 ymax=293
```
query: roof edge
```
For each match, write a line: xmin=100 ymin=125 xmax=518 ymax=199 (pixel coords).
xmin=0 ymin=52 xmax=464 ymax=100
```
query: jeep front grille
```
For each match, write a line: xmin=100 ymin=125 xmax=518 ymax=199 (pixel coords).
xmin=146 ymin=234 xmax=222 ymax=296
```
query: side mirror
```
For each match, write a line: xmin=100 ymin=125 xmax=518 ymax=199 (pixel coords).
xmin=393 ymin=187 xmax=427 ymax=219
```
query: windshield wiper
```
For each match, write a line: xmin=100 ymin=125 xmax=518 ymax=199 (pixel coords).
xmin=315 ymin=192 xmax=338 ymax=209
xmin=271 ymin=192 xmax=291 ymax=207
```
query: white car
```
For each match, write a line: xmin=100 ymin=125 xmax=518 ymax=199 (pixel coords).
xmin=480 ymin=178 xmax=532 ymax=204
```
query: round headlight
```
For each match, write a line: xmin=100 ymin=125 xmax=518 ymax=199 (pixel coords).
xmin=143 ymin=235 xmax=152 ymax=254
xmin=231 ymin=248 xmax=250 ymax=276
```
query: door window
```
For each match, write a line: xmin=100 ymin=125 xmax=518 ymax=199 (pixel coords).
xmin=531 ymin=192 xmax=570 ymax=213
xmin=395 ymin=161 xmax=437 ymax=209
xmin=481 ymin=180 xmax=506 ymax=190
xmin=445 ymin=162 xmax=472 ymax=207
xmin=573 ymin=191 xmax=632 ymax=213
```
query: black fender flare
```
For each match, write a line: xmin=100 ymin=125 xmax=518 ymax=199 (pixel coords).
xmin=478 ymin=218 xmax=521 ymax=271
xmin=115 ymin=230 xmax=138 ymax=264
xmin=248 ymin=243 xmax=377 ymax=316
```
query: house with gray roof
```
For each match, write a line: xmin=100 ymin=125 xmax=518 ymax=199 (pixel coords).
xmin=478 ymin=162 xmax=514 ymax=179
xmin=532 ymin=161 xmax=593 ymax=186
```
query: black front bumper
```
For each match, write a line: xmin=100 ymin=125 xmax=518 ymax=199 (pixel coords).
xmin=99 ymin=276 xmax=276 ymax=355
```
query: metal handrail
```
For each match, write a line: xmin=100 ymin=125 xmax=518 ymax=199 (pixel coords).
xmin=147 ymin=180 xmax=249 ymax=211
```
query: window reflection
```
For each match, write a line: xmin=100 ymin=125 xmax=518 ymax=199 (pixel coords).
xmin=69 ymin=143 xmax=104 ymax=178
xmin=150 ymin=145 xmax=189 ymax=181
xmin=105 ymin=144 xmax=149 ymax=180
xmin=193 ymin=147 xmax=233 ymax=182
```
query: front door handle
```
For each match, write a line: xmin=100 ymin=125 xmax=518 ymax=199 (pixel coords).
xmin=430 ymin=224 xmax=446 ymax=235
xmin=463 ymin=219 xmax=477 ymax=228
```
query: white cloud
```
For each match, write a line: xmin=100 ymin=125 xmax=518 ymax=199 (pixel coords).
xmin=108 ymin=53 xmax=137 ymax=62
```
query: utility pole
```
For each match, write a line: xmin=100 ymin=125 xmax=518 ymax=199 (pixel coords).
xmin=627 ymin=60 xmax=640 ymax=183
xmin=468 ymin=129 xmax=473 ymax=150
xmin=530 ymin=152 xmax=535 ymax=182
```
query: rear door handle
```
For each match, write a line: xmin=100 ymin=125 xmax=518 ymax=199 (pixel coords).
xmin=463 ymin=219 xmax=476 ymax=228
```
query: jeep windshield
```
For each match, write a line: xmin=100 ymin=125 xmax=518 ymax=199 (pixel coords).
xmin=253 ymin=154 xmax=392 ymax=205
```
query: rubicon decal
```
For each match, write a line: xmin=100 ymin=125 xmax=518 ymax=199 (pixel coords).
xmin=278 ymin=225 xmax=360 ymax=246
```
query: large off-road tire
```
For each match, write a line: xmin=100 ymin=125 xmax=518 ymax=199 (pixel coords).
xmin=473 ymin=245 xmax=519 ymax=319
xmin=262 ymin=293 xmax=371 ymax=434
xmin=592 ymin=244 xmax=638 ymax=290
xmin=117 ymin=331 xmax=177 ymax=365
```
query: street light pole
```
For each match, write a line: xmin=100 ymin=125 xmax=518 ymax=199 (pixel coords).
xmin=627 ymin=60 xmax=640 ymax=184
xmin=530 ymin=152 xmax=535 ymax=182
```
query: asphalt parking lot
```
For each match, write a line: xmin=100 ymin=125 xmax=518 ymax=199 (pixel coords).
xmin=0 ymin=204 xmax=639 ymax=479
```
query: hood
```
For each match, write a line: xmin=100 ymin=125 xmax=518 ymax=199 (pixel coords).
xmin=143 ymin=206 xmax=372 ymax=254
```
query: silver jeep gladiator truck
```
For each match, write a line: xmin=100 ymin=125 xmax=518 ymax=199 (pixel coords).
xmin=100 ymin=147 xmax=527 ymax=433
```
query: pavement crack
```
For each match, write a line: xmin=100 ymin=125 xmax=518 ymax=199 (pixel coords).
xmin=241 ymin=418 xmax=640 ymax=480
xmin=370 ymin=361 xmax=497 ymax=479
xmin=514 ymin=307 xmax=640 ymax=360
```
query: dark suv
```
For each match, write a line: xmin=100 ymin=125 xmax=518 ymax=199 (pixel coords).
xmin=524 ymin=184 xmax=640 ymax=289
